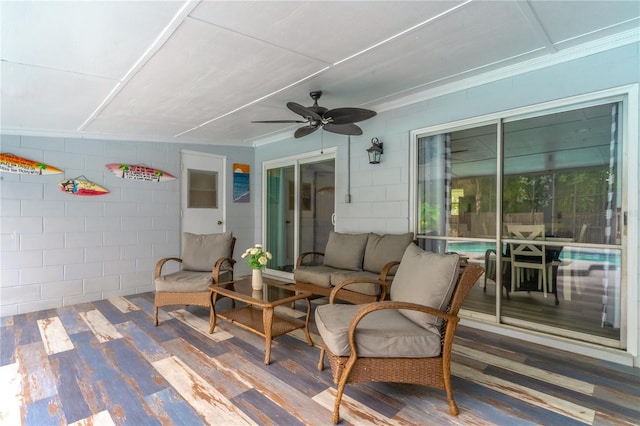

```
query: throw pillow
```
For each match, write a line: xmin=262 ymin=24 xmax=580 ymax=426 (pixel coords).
xmin=181 ymin=231 xmax=233 ymax=272
xmin=390 ymin=244 xmax=460 ymax=329
xmin=323 ymin=231 xmax=368 ymax=271
xmin=363 ymin=232 xmax=414 ymax=273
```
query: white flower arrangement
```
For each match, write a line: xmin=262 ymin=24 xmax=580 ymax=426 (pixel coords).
xmin=241 ymin=244 xmax=272 ymax=270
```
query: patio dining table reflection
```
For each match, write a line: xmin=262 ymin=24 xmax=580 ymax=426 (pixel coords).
xmin=483 ymin=237 xmax=573 ymax=305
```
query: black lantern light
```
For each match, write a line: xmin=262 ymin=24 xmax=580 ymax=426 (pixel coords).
xmin=366 ymin=138 xmax=383 ymax=164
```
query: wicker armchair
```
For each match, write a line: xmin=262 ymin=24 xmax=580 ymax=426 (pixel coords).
xmin=315 ymin=243 xmax=484 ymax=424
xmin=154 ymin=232 xmax=236 ymax=326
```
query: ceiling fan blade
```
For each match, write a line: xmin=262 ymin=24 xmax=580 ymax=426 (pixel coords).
xmin=287 ymin=102 xmax=322 ymax=121
xmin=294 ymin=125 xmax=320 ymax=138
xmin=251 ymin=120 xmax=307 ymax=123
xmin=325 ymin=108 xmax=377 ymax=125
xmin=323 ymin=123 xmax=363 ymax=136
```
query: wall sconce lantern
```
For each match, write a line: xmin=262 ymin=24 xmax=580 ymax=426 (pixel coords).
xmin=367 ymin=138 xmax=383 ymax=164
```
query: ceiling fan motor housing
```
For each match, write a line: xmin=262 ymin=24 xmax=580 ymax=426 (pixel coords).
xmin=308 ymin=91 xmax=328 ymax=116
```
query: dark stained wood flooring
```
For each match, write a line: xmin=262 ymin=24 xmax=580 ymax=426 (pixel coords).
xmin=1 ymin=291 xmax=639 ymax=425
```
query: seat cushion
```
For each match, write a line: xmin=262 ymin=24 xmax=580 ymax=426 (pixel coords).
xmin=155 ymin=269 xmax=233 ymax=293
xmin=391 ymin=244 xmax=460 ymax=329
xmin=181 ymin=231 xmax=233 ymax=272
xmin=155 ymin=269 xmax=231 ymax=292
xmin=323 ymin=231 xmax=368 ymax=271
xmin=315 ymin=303 xmax=442 ymax=358
xmin=293 ymin=265 xmax=337 ymax=287
xmin=330 ymin=270 xmax=383 ymax=296
xmin=363 ymin=232 xmax=414 ymax=274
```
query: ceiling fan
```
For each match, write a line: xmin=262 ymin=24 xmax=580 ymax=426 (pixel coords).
xmin=252 ymin=91 xmax=376 ymax=138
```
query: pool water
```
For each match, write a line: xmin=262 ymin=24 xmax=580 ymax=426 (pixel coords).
xmin=447 ymin=241 xmax=621 ymax=266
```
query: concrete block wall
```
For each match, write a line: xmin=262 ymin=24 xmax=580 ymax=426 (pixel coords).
xmin=322 ymin=135 xmax=407 ymax=234
xmin=0 ymin=134 xmax=254 ymax=316
xmin=0 ymin=135 xmax=179 ymax=316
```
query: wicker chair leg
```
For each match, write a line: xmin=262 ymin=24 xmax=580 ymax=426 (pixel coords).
xmin=318 ymin=347 xmax=325 ymax=371
xmin=443 ymin=371 xmax=459 ymax=416
xmin=331 ymin=354 xmax=358 ymax=424
xmin=332 ymin=383 xmax=344 ymax=424
xmin=154 ymin=306 xmax=159 ymax=327
xmin=447 ymin=395 xmax=459 ymax=416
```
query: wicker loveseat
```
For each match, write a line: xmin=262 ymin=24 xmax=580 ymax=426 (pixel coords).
xmin=293 ymin=231 xmax=414 ymax=304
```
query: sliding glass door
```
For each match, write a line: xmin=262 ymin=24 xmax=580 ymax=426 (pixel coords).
xmin=299 ymin=160 xmax=335 ymax=257
xmin=265 ymin=152 xmax=335 ymax=277
xmin=266 ymin=165 xmax=295 ymax=273
xmin=416 ymin=125 xmax=499 ymax=318
xmin=414 ymin=99 xmax=626 ymax=347
xmin=502 ymin=103 xmax=623 ymax=342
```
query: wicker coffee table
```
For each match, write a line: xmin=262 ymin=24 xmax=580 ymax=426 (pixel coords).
xmin=208 ymin=276 xmax=313 ymax=364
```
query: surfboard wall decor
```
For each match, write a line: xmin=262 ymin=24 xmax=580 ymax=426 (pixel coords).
xmin=59 ymin=177 xmax=109 ymax=196
xmin=0 ymin=153 xmax=63 ymax=175
xmin=105 ymin=164 xmax=176 ymax=182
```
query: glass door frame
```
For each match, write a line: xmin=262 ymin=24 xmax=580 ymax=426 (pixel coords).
xmin=261 ymin=148 xmax=337 ymax=281
xmin=409 ymin=85 xmax=638 ymax=353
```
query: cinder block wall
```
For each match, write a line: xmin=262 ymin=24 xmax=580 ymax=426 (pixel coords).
xmin=0 ymin=135 xmax=253 ymax=316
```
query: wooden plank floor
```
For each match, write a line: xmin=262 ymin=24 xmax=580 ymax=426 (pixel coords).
xmin=466 ymin=273 xmax=620 ymax=340
xmin=1 ymin=292 xmax=638 ymax=425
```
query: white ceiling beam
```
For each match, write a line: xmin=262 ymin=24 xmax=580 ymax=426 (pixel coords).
xmin=515 ymin=0 xmax=557 ymax=53
xmin=78 ymin=0 xmax=200 ymax=131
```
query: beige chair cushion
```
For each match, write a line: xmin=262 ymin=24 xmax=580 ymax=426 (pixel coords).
xmin=363 ymin=232 xmax=414 ymax=274
xmin=181 ymin=231 xmax=233 ymax=272
xmin=315 ymin=303 xmax=442 ymax=357
xmin=323 ymin=231 xmax=368 ymax=271
xmin=330 ymin=270 xmax=383 ymax=296
xmin=155 ymin=269 xmax=233 ymax=292
xmin=390 ymin=244 xmax=460 ymax=329
xmin=293 ymin=265 xmax=336 ymax=287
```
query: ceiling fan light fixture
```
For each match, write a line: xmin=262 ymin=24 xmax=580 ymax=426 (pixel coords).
xmin=367 ymin=138 xmax=383 ymax=164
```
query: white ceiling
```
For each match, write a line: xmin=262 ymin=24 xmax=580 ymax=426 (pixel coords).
xmin=1 ymin=1 xmax=639 ymax=147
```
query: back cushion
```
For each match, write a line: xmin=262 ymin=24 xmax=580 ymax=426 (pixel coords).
xmin=363 ymin=232 xmax=414 ymax=274
xmin=323 ymin=231 xmax=368 ymax=271
xmin=182 ymin=232 xmax=233 ymax=272
xmin=390 ymin=244 xmax=460 ymax=329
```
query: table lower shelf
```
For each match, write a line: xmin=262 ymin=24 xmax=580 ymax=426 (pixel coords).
xmin=217 ymin=305 xmax=306 ymax=338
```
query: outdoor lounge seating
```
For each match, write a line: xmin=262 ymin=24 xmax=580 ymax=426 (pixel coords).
xmin=294 ymin=231 xmax=414 ymax=304
xmin=315 ymin=243 xmax=484 ymax=423
xmin=154 ymin=231 xmax=236 ymax=326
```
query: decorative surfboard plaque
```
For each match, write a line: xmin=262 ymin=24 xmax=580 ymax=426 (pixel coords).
xmin=59 ymin=176 xmax=109 ymax=196
xmin=0 ymin=152 xmax=63 ymax=175
xmin=105 ymin=163 xmax=176 ymax=182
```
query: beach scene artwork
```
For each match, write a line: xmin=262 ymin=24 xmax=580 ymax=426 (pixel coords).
xmin=233 ymin=163 xmax=250 ymax=202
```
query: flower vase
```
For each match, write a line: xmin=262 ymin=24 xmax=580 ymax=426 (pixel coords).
xmin=252 ymin=269 xmax=263 ymax=291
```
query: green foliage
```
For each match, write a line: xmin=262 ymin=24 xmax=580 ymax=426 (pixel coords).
xmin=419 ymin=202 xmax=440 ymax=232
